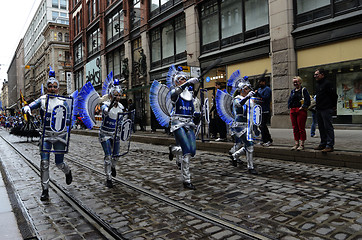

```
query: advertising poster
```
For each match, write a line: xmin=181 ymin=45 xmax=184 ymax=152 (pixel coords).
xmin=336 ymin=72 xmax=362 ymax=115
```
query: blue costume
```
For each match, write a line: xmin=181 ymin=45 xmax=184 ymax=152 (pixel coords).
xmin=150 ymin=66 xmax=200 ymax=190
xmin=23 ymin=68 xmax=73 ymax=201
xmin=215 ymin=70 xmax=260 ymax=174
xmin=99 ymin=79 xmax=125 ymax=188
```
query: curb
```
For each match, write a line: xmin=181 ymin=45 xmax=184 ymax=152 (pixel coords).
xmin=72 ymin=130 xmax=362 ymax=170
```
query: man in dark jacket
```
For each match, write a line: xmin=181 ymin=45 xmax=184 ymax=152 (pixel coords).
xmin=256 ymin=78 xmax=273 ymax=146
xmin=313 ymin=68 xmax=338 ymax=152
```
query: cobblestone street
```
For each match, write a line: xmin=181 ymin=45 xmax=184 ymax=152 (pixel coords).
xmin=0 ymin=129 xmax=361 ymax=239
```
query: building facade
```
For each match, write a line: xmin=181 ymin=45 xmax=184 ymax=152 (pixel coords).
xmin=24 ymin=0 xmax=69 ymax=102
xmin=69 ymin=0 xmax=362 ymax=129
xmin=1 ymin=80 xmax=9 ymax=114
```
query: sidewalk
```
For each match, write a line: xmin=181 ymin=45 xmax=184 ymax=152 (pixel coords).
xmin=73 ymin=127 xmax=362 ymax=169
xmin=0 ymin=170 xmax=22 ymax=240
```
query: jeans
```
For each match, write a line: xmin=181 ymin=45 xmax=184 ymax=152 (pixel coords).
xmin=311 ymin=111 xmax=317 ymax=137
xmin=317 ymin=108 xmax=335 ymax=148
xmin=259 ymin=112 xmax=273 ymax=143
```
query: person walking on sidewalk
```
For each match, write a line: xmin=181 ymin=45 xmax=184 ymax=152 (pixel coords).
xmin=210 ymin=82 xmax=227 ymax=141
xmin=313 ymin=68 xmax=338 ymax=152
xmin=22 ymin=68 xmax=73 ymax=201
xmin=255 ymin=77 xmax=273 ymax=146
xmin=288 ymin=76 xmax=311 ymax=151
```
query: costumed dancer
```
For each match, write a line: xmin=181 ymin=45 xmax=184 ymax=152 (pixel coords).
xmin=99 ymin=79 xmax=125 ymax=188
xmin=77 ymin=72 xmax=131 ymax=188
xmin=22 ymin=67 xmax=73 ymax=201
xmin=216 ymin=70 xmax=261 ymax=174
xmin=150 ymin=66 xmax=200 ymax=190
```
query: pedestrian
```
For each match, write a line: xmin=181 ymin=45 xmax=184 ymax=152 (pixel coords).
xmin=313 ymin=68 xmax=338 ymax=152
xmin=255 ymin=77 xmax=273 ymax=146
xmin=209 ymin=81 xmax=227 ymax=141
xmin=288 ymin=76 xmax=311 ymax=151
xmin=128 ymin=99 xmax=136 ymax=133
xmin=22 ymin=68 xmax=72 ymax=201
xmin=309 ymin=95 xmax=318 ymax=138
xmin=99 ymin=79 xmax=125 ymax=188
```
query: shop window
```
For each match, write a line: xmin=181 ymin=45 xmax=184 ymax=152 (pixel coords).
xmin=298 ymin=60 xmax=362 ymax=124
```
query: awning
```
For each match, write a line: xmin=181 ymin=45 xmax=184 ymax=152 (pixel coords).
xmin=124 ymin=84 xmax=151 ymax=93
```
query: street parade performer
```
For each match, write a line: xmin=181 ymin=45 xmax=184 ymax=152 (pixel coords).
xmin=77 ymin=72 xmax=133 ymax=188
xmin=216 ymin=70 xmax=262 ymax=175
xmin=150 ymin=65 xmax=200 ymax=190
xmin=22 ymin=67 xmax=74 ymax=201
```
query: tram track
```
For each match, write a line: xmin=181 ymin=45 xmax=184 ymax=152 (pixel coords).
xmin=0 ymin=134 xmax=125 ymax=240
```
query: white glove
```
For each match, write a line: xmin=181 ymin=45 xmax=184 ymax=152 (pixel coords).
xmin=187 ymin=77 xmax=199 ymax=85
xmin=23 ymin=106 xmax=31 ymax=115
xmin=246 ymin=91 xmax=255 ymax=98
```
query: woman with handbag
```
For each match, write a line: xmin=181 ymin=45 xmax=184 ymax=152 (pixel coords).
xmin=288 ymin=76 xmax=311 ymax=150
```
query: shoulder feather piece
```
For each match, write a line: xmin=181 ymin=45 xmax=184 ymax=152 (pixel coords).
xmin=229 ymin=70 xmax=243 ymax=96
xmin=77 ymin=82 xmax=100 ymax=129
xmin=102 ymin=71 xmax=113 ymax=96
xmin=215 ymin=89 xmax=234 ymax=125
xmin=149 ymin=80 xmax=172 ymax=127
xmin=166 ymin=65 xmax=178 ymax=89
xmin=70 ymin=90 xmax=78 ymax=127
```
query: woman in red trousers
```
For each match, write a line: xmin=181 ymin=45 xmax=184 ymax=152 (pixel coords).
xmin=288 ymin=76 xmax=311 ymax=150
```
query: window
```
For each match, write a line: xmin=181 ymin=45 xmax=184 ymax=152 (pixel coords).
xmin=74 ymin=69 xmax=84 ymax=90
xmin=149 ymin=0 xmax=174 ymax=18
xmin=201 ymin=0 xmax=219 ymax=46
xmin=221 ymin=0 xmax=242 ymax=39
xmin=106 ymin=9 xmax=124 ymax=44
xmin=296 ymin=0 xmax=329 ymax=14
xmin=58 ymin=32 xmax=63 ymax=41
xmin=245 ymin=0 xmax=268 ymax=31
xmin=65 ymin=33 xmax=69 ymax=42
xmin=150 ymin=14 xmax=186 ymax=68
xmin=295 ymin=0 xmax=361 ymax=25
xmin=200 ymin=0 xmax=269 ymax=53
xmin=52 ymin=0 xmax=58 ymax=8
xmin=162 ymin=22 xmax=174 ymax=60
xmin=131 ymin=0 xmax=141 ymax=29
xmin=52 ymin=11 xmax=59 ymax=21
xmin=87 ymin=28 xmax=100 ymax=55
xmin=175 ymin=15 xmax=186 ymax=55
xmin=74 ymin=42 xmax=83 ymax=65
xmin=151 ymin=29 xmax=161 ymax=63
xmin=60 ymin=0 xmax=67 ymax=10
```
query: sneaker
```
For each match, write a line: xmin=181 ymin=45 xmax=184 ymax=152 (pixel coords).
xmin=263 ymin=141 xmax=272 ymax=147
xmin=314 ymin=145 xmax=325 ymax=150
xmin=291 ymin=145 xmax=298 ymax=151
xmin=322 ymin=147 xmax=334 ymax=153
xmin=66 ymin=170 xmax=72 ymax=185
xmin=111 ymin=167 xmax=116 ymax=177
xmin=297 ymin=145 xmax=304 ymax=151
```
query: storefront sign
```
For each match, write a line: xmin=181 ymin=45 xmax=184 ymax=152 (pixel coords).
xmin=86 ymin=57 xmax=101 ymax=87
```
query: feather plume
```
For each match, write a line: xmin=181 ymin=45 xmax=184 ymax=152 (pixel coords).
xmin=102 ymin=71 xmax=113 ymax=96
xmin=215 ymin=89 xmax=234 ymax=125
xmin=149 ymin=80 xmax=172 ymax=127
xmin=77 ymin=82 xmax=100 ymax=129
xmin=70 ymin=90 xmax=78 ymax=127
